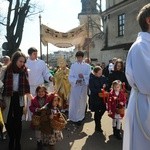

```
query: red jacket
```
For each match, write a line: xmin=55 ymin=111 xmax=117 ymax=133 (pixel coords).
xmin=29 ymin=92 xmax=58 ymax=114
xmin=29 ymin=94 xmax=52 ymax=114
xmin=107 ymin=90 xmax=126 ymax=118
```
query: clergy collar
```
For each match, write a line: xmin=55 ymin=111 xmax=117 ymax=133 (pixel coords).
xmin=28 ymin=58 xmax=38 ymax=61
xmin=76 ymin=61 xmax=83 ymax=64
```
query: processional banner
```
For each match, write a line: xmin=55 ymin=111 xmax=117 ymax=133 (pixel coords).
xmin=40 ymin=24 xmax=88 ymax=48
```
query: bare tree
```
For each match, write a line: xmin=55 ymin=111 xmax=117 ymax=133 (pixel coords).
xmin=0 ymin=0 xmax=42 ymax=56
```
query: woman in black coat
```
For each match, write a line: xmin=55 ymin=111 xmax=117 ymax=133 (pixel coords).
xmin=89 ymin=66 xmax=108 ymax=132
xmin=108 ymin=59 xmax=130 ymax=91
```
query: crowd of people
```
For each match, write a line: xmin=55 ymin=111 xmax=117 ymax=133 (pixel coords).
xmin=0 ymin=3 xmax=150 ymax=150
xmin=0 ymin=48 xmax=129 ymax=150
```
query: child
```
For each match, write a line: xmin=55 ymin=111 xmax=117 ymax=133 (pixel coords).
xmin=89 ymin=66 xmax=108 ymax=132
xmin=107 ymin=80 xmax=126 ymax=140
xmin=30 ymin=86 xmax=63 ymax=149
xmin=41 ymin=93 xmax=63 ymax=149
xmin=29 ymin=85 xmax=51 ymax=149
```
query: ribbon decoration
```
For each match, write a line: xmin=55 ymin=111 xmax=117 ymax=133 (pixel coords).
xmin=101 ymin=88 xmax=108 ymax=103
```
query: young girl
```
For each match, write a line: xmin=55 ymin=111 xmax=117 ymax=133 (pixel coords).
xmin=30 ymin=87 xmax=63 ymax=149
xmin=29 ymin=85 xmax=51 ymax=149
xmin=107 ymin=80 xmax=126 ymax=140
xmin=41 ymin=93 xmax=63 ymax=149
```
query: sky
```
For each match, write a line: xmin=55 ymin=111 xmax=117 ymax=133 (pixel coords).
xmin=0 ymin=0 xmax=105 ymax=56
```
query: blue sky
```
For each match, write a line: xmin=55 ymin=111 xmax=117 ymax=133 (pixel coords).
xmin=0 ymin=0 xmax=105 ymax=56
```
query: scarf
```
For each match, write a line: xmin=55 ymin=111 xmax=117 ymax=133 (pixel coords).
xmin=3 ymin=65 xmax=30 ymax=96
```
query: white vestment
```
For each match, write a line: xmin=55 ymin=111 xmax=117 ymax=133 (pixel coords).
xmin=23 ymin=58 xmax=52 ymax=121
xmin=68 ymin=62 xmax=91 ymax=122
xmin=123 ymin=32 xmax=150 ymax=150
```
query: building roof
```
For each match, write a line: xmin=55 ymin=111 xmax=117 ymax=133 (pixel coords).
xmin=101 ymin=0 xmax=136 ymax=16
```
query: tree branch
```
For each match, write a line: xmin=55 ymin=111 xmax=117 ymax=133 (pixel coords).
xmin=10 ymin=0 xmax=20 ymax=29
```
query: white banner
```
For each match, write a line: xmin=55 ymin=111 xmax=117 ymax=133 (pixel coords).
xmin=41 ymin=24 xmax=88 ymax=48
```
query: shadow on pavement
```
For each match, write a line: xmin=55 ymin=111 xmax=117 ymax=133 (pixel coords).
xmin=81 ymin=133 xmax=122 ymax=150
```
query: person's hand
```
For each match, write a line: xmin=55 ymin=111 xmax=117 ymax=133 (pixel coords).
xmin=108 ymin=110 xmax=112 ymax=115
xmin=27 ymin=94 xmax=33 ymax=100
xmin=78 ymin=73 xmax=84 ymax=78
xmin=76 ymin=80 xmax=82 ymax=84
xmin=113 ymin=96 xmax=117 ymax=100
xmin=35 ymin=108 xmax=41 ymax=112
xmin=119 ymin=102 xmax=124 ymax=105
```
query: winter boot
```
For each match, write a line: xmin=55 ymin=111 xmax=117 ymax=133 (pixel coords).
xmin=37 ymin=141 xmax=43 ymax=150
xmin=113 ymin=127 xmax=117 ymax=136
xmin=116 ymin=129 xmax=122 ymax=140
xmin=95 ymin=123 xmax=103 ymax=132
xmin=95 ymin=126 xmax=103 ymax=132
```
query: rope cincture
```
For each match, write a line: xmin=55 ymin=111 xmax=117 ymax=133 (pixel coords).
xmin=135 ymin=90 xmax=150 ymax=141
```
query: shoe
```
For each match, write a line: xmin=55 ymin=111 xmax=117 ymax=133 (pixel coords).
xmin=116 ymin=129 xmax=122 ymax=140
xmin=37 ymin=141 xmax=43 ymax=150
xmin=113 ymin=127 xmax=117 ymax=136
xmin=49 ymin=145 xmax=55 ymax=150
xmin=95 ymin=127 xmax=103 ymax=133
xmin=76 ymin=121 xmax=82 ymax=126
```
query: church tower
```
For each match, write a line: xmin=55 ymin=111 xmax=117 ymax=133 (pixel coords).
xmin=78 ymin=0 xmax=100 ymax=24
xmin=78 ymin=0 xmax=103 ymax=63
xmin=80 ymin=0 xmax=98 ymax=14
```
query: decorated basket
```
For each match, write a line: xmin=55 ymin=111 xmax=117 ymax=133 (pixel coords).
xmin=40 ymin=119 xmax=52 ymax=134
xmin=50 ymin=113 xmax=67 ymax=131
xmin=40 ymin=109 xmax=51 ymax=122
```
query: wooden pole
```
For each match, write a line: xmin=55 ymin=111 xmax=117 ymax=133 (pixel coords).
xmin=39 ymin=14 xmax=42 ymax=60
xmin=87 ymin=15 xmax=90 ymax=63
xmin=47 ymin=43 xmax=49 ymax=65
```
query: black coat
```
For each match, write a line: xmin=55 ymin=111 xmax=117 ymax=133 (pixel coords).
xmin=108 ymin=71 xmax=130 ymax=91
xmin=89 ymin=73 xmax=107 ymax=112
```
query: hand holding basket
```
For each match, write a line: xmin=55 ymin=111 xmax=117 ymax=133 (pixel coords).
xmin=50 ymin=110 xmax=67 ymax=131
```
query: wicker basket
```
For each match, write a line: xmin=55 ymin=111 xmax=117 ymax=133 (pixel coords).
xmin=40 ymin=109 xmax=50 ymax=122
xmin=40 ymin=120 xmax=53 ymax=134
xmin=116 ymin=108 xmax=125 ymax=115
xmin=50 ymin=113 xmax=67 ymax=131
xmin=32 ymin=115 xmax=41 ymax=127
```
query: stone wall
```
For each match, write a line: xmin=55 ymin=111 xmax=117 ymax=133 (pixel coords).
xmin=78 ymin=0 xmax=149 ymax=65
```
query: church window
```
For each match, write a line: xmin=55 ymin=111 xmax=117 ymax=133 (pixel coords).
xmin=118 ymin=13 xmax=125 ymax=36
